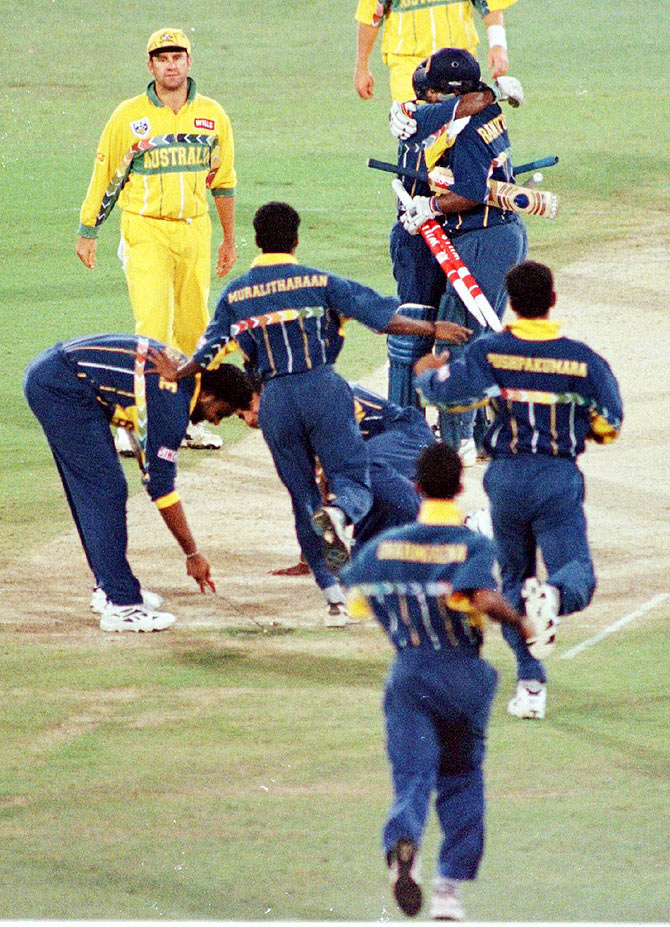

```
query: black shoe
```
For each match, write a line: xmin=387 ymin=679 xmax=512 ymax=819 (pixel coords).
xmin=389 ymin=837 xmax=422 ymax=917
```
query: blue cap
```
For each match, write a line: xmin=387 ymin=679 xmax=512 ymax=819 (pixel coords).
xmin=412 ymin=48 xmax=481 ymax=99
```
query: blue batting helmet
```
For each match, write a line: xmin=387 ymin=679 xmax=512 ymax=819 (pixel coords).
xmin=412 ymin=48 xmax=482 ymax=100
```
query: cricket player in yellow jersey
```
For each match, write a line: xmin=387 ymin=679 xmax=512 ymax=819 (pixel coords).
xmin=76 ymin=28 xmax=236 ymax=451
xmin=354 ymin=0 xmax=518 ymax=102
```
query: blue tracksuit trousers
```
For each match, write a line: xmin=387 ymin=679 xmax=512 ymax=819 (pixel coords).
xmin=484 ymin=456 xmax=596 ymax=682
xmin=354 ymin=460 xmax=420 ymax=547
xmin=259 ymin=367 xmax=373 ymax=590
xmin=23 ymin=346 xmax=142 ymax=606
xmin=382 ymin=649 xmax=498 ymax=881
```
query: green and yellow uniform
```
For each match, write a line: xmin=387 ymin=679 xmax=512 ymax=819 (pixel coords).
xmin=78 ymin=78 xmax=236 ymax=354
xmin=355 ymin=0 xmax=518 ymax=100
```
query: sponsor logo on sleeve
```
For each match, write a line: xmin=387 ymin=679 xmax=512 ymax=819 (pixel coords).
xmin=130 ymin=117 xmax=151 ymax=139
xmin=194 ymin=117 xmax=215 ymax=130
xmin=157 ymin=446 xmax=179 ymax=463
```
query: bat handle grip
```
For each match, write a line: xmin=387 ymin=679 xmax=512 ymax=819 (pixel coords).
xmin=391 ymin=178 xmax=413 ymax=208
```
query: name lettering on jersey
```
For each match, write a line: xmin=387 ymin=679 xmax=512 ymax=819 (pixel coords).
xmin=227 ymin=274 xmax=329 ymax=304
xmin=487 ymin=353 xmax=588 ymax=377
xmin=194 ymin=118 xmax=215 ymax=130
xmin=142 ymin=145 xmax=209 ymax=170
xmin=476 ymin=112 xmax=507 ymax=145
xmin=157 ymin=446 xmax=178 ymax=463
xmin=377 ymin=541 xmax=468 ymax=564
xmin=130 ymin=117 xmax=151 ymax=139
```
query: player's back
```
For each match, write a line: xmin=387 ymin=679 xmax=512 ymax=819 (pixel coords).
xmin=472 ymin=329 xmax=622 ymax=458
xmin=352 ymin=384 xmax=422 ymax=437
xmin=217 ymin=262 xmax=344 ymax=380
xmin=344 ymin=516 xmax=497 ymax=655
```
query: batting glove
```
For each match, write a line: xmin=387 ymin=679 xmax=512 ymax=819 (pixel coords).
xmin=492 ymin=76 xmax=524 ymax=108
xmin=389 ymin=100 xmax=418 ymax=140
xmin=399 ymin=195 xmax=441 ymax=235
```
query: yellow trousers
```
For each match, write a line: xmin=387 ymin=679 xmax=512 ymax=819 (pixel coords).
xmin=119 ymin=211 xmax=212 ymax=356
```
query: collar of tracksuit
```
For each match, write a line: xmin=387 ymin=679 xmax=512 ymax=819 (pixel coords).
xmin=505 ymin=318 xmax=562 ymax=341
xmin=251 ymin=253 xmax=298 ymax=267
xmin=417 ymin=499 xmax=464 ymax=525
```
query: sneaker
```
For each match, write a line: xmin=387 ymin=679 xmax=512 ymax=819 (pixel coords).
xmin=522 ymin=578 xmax=560 ymax=658
xmin=429 ymin=876 xmax=465 ymax=921
xmin=182 ymin=422 xmax=222 ymax=450
xmin=458 ymin=437 xmax=477 ymax=467
xmin=311 ymin=505 xmax=352 ymax=572
xmin=507 ymin=679 xmax=547 ymax=720
xmin=388 ymin=837 xmax=422 ymax=918
xmin=115 ymin=427 xmax=136 ymax=458
xmin=324 ymin=601 xmax=359 ymax=628
xmin=464 ymin=507 xmax=493 ymax=539
xmin=90 ymin=586 xmax=164 ymax=614
xmin=99 ymin=602 xmax=176 ymax=633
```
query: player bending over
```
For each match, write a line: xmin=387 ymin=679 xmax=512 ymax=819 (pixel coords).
xmin=24 ymin=337 xmax=252 ymax=632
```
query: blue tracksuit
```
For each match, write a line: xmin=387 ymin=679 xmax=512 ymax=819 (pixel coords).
xmin=340 ymin=499 xmax=499 ymax=881
xmin=351 ymin=385 xmax=437 ymax=546
xmin=192 ymin=254 xmax=399 ymax=590
xmin=390 ymin=99 xmax=527 ymax=421
xmin=416 ymin=317 xmax=623 ymax=681
xmin=23 ymin=335 xmax=197 ymax=606
xmin=353 ymin=383 xmax=436 ymax=479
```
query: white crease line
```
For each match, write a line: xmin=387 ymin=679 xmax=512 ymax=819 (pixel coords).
xmin=560 ymin=593 xmax=670 ymax=660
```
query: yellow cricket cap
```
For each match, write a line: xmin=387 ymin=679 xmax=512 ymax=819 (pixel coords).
xmin=147 ymin=27 xmax=191 ymax=56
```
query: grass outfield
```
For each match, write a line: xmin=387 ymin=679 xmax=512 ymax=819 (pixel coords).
xmin=1 ymin=614 xmax=668 ymax=920
xmin=1 ymin=0 xmax=669 ymax=920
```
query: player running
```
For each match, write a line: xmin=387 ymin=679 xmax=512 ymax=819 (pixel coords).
xmin=340 ymin=442 xmax=550 ymax=920
xmin=150 ymin=201 xmax=471 ymax=626
xmin=414 ymin=261 xmax=623 ymax=718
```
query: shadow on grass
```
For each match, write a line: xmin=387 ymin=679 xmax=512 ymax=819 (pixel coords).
xmin=548 ymin=687 xmax=669 ymax=781
xmin=175 ymin=645 xmax=387 ymax=689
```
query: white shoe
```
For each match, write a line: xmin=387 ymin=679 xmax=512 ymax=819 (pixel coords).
xmin=114 ymin=427 xmax=136 ymax=457
xmin=312 ymin=505 xmax=352 ymax=572
xmin=99 ymin=602 xmax=176 ymax=633
xmin=507 ymin=679 xmax=547 ymax=719
xmin=430 ymin=876 xmax=465 ymax=921
xmin=464 ymin=506 xmax=493 ymax=539
xmin=522 ymin=578 xmax=560 ymax=658
xmin=90 ymin=586 xmax=163 ymax=615
xmin=182 ymin=422 xmax=222 ymax=449
xmin=323 ymin=601 xmax=359 ymax=628
xmin=388 ymin=838 xmax=422 ymax=918
xmin=458 ymin=437 xmax=477 ymax=467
